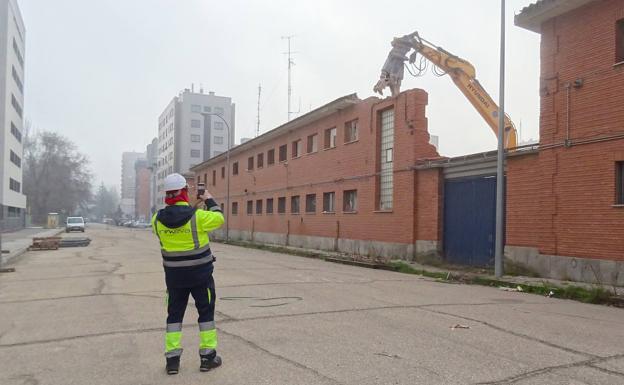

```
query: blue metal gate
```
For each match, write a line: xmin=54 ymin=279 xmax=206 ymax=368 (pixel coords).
xmin=443 ymin=175 xmax=496 ymax=267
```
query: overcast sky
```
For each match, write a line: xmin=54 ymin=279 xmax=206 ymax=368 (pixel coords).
xmin=19 ymin=0 xmax=540 ymax=189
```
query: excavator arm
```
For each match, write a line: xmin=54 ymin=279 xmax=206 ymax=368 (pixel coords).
xmin=373 ymin=32 xmax=517 ymax=149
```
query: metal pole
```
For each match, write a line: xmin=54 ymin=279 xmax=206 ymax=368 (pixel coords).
xmin=494 ymin=0 xmax=506 ymax=278
xmin=203 ymin=113 xmax=231 ymax=243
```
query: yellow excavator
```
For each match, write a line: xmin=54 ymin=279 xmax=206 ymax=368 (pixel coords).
xmin=373 ymin=31 xmax=518 ymax=149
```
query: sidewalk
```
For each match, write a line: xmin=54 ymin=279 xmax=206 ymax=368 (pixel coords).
xmin=0 ymin=227 xmax=64 ymax=267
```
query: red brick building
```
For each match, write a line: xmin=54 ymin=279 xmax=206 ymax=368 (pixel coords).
xmin=192 ymin=0 xmax=624 ymax=285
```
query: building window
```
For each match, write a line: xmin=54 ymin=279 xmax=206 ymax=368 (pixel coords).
xmin=204 ymin=106 xmax=211 ymax=112
xmin=191 ymin=134 xmax=201 ymax=142
xmin=617 ymin=161 xmax=624 ymax=204
xmin=343 ymin=190 xmax=357 ymax=212
xmin=292 ymin=139 xmax=302 ymax=158
xmin=232 ymin=201 xmax=238 ymax=215
xmin=277 ymin=197 xmax=286 ymax=213
xmin=617 ymin=19 xmax=624 ymax=63
xmin=305 ymin=194 xmax=316 ymax=213
xmin=221 ymin=166 xmax=225 ymax=179
xmin=233 ymin=162 xmax=239 ymax=175
xmin=324 ymin=127 xmax=337 ymax=149
xmin=256 ymin=199 xmax=263 ymax=214
xmin=379 ymin=109 xmax=394 ymax=210
xmin=291 ymin=196 xmax=300 ymax=214
xmin=247 ymin=200 xmax=253 ymax=215
xmin=214 ymin=136 xmax=224 ymax=144
xmin=203 ymin=173 xmax=207 ymax=184
xmin=12 ymin=66 xmax=23 ymax=94
xmin=212 ymin=170 xmax=216 ymax=186
xmin=267 ymin=149 xmax=275 ymax=165
xmin=7 ymin=206 xmax=21 ymax=218
xmin=214 ymin=107 xmax=224 ymax=115
xmin=307 ymin=134 xmax=318 ymax=153
xmin=10 ymin=150 xmax=21 ymax=168
xmin=323 ymin=192 xmax=335 ymax=213
xmin=11 ymin=94 xmax=22 ymax=118
xmin=12 ymin=38 xmax=24 ymax=68
xmin=257 ymin=153 xmax=264 ymax=168
xmin=191 ymin=105 xmax=201 ymax=113
xmin=279 ymin=144 xmax=287 ymax=162
xmin=10 ymin=122 xmax=21 ymax=143
xmin=266 ymin=198 xmax=274 ymax=214
xmin=191 ymin=119 xmax=201 ymax=128
xmin=214 ymin=121 xmax=224 ymax=130
xmin=191 ymin=149 xmax=201 ymax=158
xmin=345 ymin=119 xmax=359 ymax=142
xmin=247 ymin=156 xmax=254 ymax=170
xmin=9 ymin=178 xmax=20 ymax=193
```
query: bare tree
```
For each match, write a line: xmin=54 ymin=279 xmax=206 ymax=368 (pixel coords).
xmin=23 ymin=131 xmax=93 ymax=224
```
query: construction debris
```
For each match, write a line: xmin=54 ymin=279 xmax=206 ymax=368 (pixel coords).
xmin=499 ymin=286 xmax=524 ymax=292
xmin=450 ymin=324 xmax=470 ymax=330
xmin=29 ymin=237 xmax=61 ymax=251
xmin=59 ymin=237 xmax=91 ymax=248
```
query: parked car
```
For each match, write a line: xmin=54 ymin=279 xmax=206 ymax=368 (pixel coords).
xmin=66 ymin=216 xmax=86 ymax=233
xmin=134 ymin=221 xmax=151 ymax=229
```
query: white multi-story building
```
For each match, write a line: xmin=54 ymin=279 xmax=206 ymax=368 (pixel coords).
xmin=156 ymin=88 xmax=235 ymax=207
xmin=0 ymin=0 xmax=26 ymax=230
xmin=120 ymin=151 xmax=145 ymax=216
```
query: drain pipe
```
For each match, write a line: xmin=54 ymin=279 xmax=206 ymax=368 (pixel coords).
xmin=334 ymin=220 xmax=340 ymax=252
xmin=565 ymin=82 xmax=571 ymax=147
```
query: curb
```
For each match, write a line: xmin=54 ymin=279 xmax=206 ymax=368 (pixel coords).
xmin=1 ymin=229 xmax=64 ymax=268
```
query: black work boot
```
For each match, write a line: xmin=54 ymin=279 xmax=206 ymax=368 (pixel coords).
xmin=166 ymin=356 xmax=180 ymax=375
xmin=200 ymin=351 xmax=222 ymax=372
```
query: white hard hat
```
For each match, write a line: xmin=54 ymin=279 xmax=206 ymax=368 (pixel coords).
xmin=164 ymin=173 xmax=187 ymax=192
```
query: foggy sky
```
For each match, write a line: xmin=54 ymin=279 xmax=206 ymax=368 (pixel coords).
xmin=19 ymin=0 xmax=540 ymax=189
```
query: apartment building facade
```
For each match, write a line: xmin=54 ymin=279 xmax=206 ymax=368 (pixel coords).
xmin=156 ymin=88 xmax=235 ymax=207
xmin=120 ymin=151 xmax=145 ymax=216
xmin=0 ymin=0 xmax=26 ymax=230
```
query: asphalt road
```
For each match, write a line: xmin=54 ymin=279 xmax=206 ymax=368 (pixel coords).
xmin=0 ymin=224 xmax=623 ymax=384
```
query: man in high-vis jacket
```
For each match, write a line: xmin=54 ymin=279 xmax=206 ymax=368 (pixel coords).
xmin=151 ymin=173 xmax=224 ymax=375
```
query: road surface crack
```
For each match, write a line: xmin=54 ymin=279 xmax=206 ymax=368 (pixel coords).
xmin=474 ymin=353 xmax=624 ymax=384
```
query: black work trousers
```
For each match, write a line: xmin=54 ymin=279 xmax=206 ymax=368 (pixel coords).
xmin=167 ymin=274 xmax=216 ymax=324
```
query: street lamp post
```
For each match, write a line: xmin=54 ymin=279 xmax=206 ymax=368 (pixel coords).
xmin=200 ymin=112 xmax=231 ymax=242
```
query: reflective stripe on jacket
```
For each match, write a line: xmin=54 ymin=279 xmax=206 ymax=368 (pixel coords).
xmin=151 ymin=201 xmax=224 ymax=268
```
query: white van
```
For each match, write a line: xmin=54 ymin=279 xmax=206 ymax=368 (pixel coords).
xmin=66 ymin=217 xmax=85 ymax=233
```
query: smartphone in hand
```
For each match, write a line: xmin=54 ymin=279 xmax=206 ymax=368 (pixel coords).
xmin=197 ymin=183 xmax=205 ymax=199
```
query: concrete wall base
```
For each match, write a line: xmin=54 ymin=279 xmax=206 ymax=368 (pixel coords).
xmin=211 ymin=229 xmax=425 ymax=261
xmin=505 ymin=245 xmax=624 ymax=286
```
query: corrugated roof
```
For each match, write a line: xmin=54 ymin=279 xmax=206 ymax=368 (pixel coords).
xmin=515 ymin=0 xmax=595 ymax=33
xmin=190 ymin=93 xmax=360 ymax=171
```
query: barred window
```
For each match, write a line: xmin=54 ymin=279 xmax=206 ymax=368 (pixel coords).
xmin=267 ymin=149 xmax=275 ymax=165
xmin=278 ymin=197 xmax=286 ymax=213
xmin=267 ymin=198 xmax=274 ymax=214
xmin=256 ymin=199 xmax=263 ymax=214
xmin=231 ymin=202 xmax=238 ymax=215
xmin=323 ymin=192 xmax=335 ymax=213
xmin=343 ymin=190 xmax=357 ymax=212
xmin=307 ymin=134 xmax=318 ymax=153
xmin=291 ymin=196 xmax=300 ymax=214
xmin=305 ymin=194 xmax=316 ymax=213
xmin=617 ymin=161 xmax=624 ymax=204
xmin=279 ymin=144 xmax=287 ymax=162
xmin=345 ymin=119 xmax=359 ymax=142
xmin=324 ymin=127 xmax=337 ymax=149
xmin=257 ymin=153 xmax=264 ymax=168
xmin=247 ymin=200 xmax=253 ymax=215
xmin=10 ymin=150 xmax=21 ymax=168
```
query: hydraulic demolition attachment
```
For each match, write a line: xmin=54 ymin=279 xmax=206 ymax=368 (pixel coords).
xmin=373 ymin=31 xmax=518 ymax=149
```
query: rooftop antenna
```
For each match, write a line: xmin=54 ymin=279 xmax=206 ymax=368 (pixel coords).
xmin=281 ymin=35 xmax=299 ymax=121
xmin=256 ymin=84 xmax=262 ymax=137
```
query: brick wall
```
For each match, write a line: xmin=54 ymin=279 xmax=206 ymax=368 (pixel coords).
xmin=520 ymin=0 xmax=624 ymax=260
xmin=194 ymin=89 xmax=439 ymax=249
